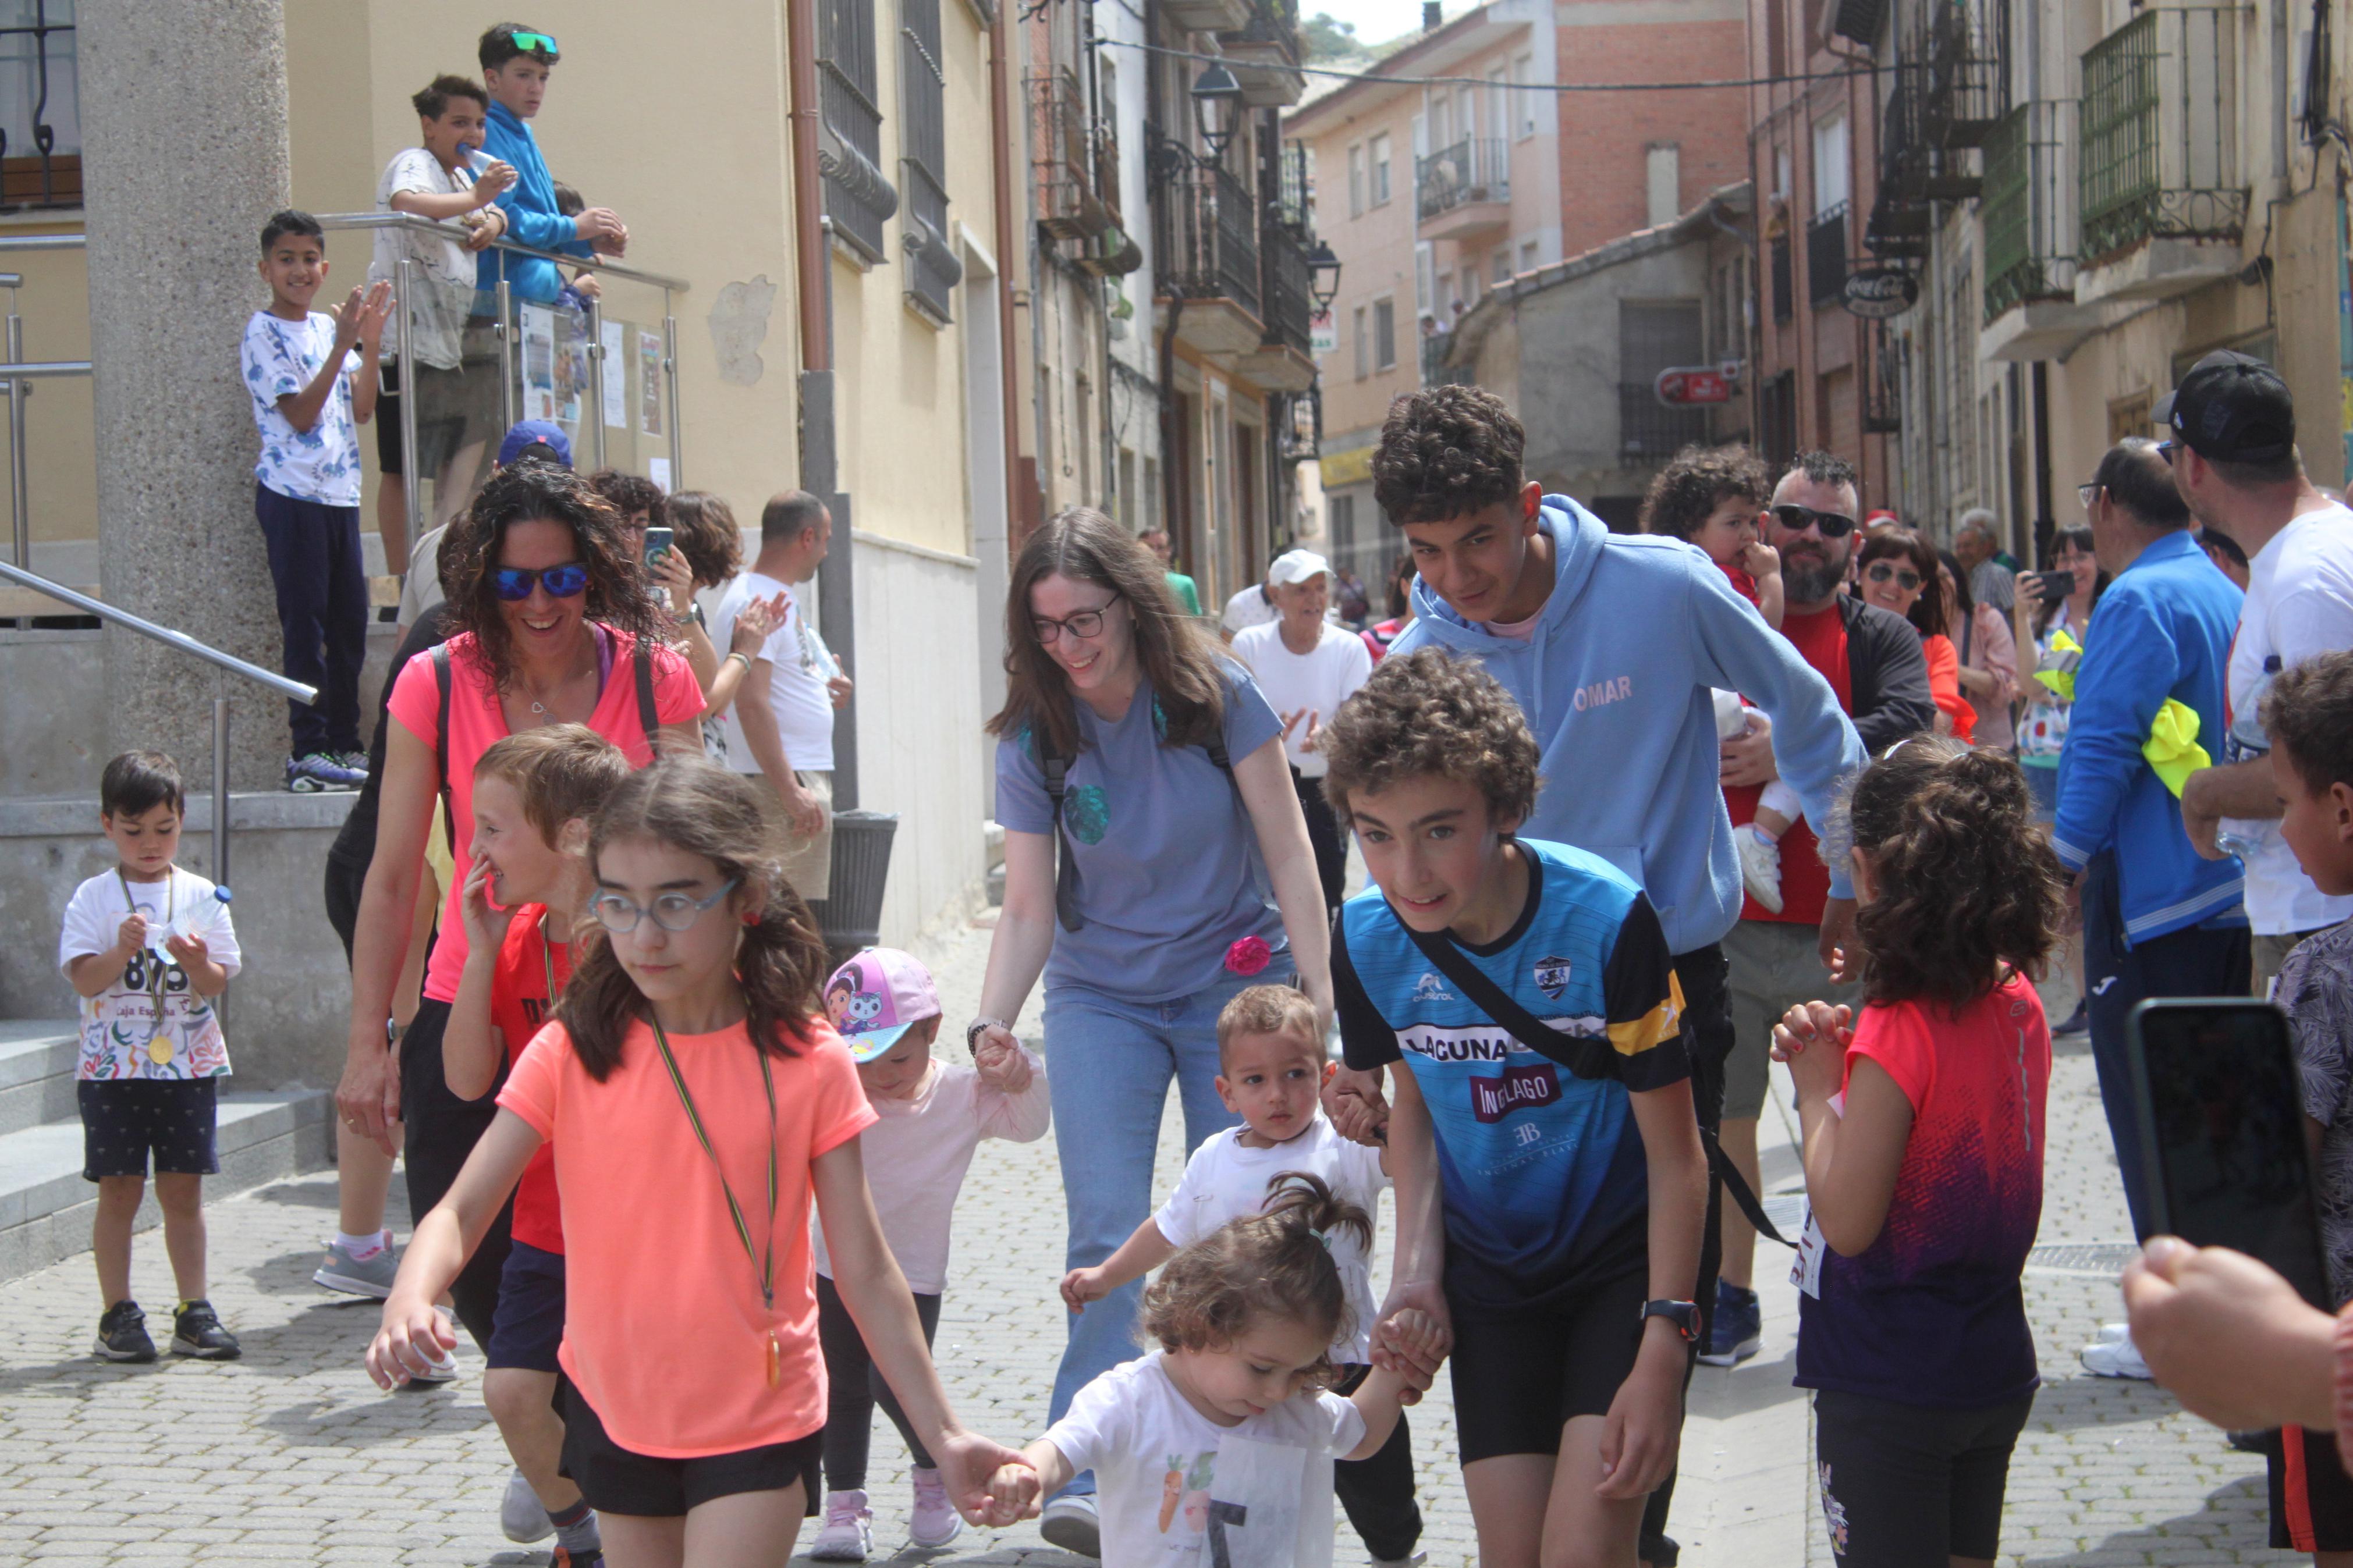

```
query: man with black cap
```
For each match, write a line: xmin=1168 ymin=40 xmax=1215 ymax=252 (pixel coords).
xmin=2170 ymin=350 xmax=2353 ymax=994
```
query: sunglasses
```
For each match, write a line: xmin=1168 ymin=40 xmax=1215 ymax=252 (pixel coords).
xmin=1769 ymin=503 xmax=1857 ymax=539
xmin=1864 ymin=562 xmax=1921 ymax=592
xmin=491 ymin=563 xmax=591 ymax=601
xmin=506 ymin=30 xmax=559 ymax=56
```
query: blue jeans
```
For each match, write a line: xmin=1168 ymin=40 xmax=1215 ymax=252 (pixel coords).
xmin=1042 ymin=958 xmax=1293 ymax=1496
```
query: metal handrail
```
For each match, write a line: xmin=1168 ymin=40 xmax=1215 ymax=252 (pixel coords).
xmin=0 ymin=559 xmax=316 ymax=703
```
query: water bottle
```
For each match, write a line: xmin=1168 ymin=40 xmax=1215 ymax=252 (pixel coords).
xmin=147 ymin=886 xmax=232 ymax=958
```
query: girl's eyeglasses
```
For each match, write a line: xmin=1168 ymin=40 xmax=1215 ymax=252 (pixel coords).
xmin=492 ymin=563 xmax=591 ymax=602
xmin=1864 ymin=562 xmax=1922 ymax=592
xmin=1031 ymin=592 xmax=1122 ymax=644
xmin=590 ymin=878 xmax=741 ymax=935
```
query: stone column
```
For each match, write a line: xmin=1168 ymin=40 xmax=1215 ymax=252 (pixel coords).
xmin=80 ymin=0 xmax=293 ymax=788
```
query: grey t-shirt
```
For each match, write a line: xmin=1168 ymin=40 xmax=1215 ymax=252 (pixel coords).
xmin=995 ymin=668 xmax=1287 ymax=1001
xmin=2287 ymin=918 xmax=2353 ymax=1306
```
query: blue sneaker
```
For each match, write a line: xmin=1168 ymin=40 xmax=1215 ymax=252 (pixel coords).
xmin=1698 ymin=1281 xmax=1761 ymax=1367
xmin=285 ymin=752 xmax=365 ymax=793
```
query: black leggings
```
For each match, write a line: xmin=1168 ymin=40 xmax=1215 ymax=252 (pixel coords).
xmin=1812 ymin=1389 xmax=2034 ymax=1566
xmin=1333 ymin=1364 xmax=1423 ymax=1561
xmin=816 ymin=1272 xmax=941 ymax=1491
xmin=399 ymin=997 xmax=514 ymax=1350
xmin=1293 ymin=766 xmax=1347 ymax=915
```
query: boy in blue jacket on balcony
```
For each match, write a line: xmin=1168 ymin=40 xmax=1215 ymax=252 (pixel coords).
xmin=472 ymin=24 xmax=629 ymax=311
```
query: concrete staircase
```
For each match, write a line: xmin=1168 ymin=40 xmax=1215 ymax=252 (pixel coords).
xmin=0 ymin=1020 xmax=332 ymax=1285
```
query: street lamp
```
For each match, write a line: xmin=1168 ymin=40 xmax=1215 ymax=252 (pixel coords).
xmin=1305 ymin=240 xmax=1342 ymax=310
xmin=1190 ymin=62 xmax=1245 ymax=162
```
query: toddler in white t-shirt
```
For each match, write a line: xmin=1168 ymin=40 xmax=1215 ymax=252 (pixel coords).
xmin=1059 ymin=985 xmax=1424 ymax=1565
xmin=996 ymin=1174 xmax=1440 ymax=1567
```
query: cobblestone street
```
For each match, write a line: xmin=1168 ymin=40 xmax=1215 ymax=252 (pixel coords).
xmin=0 ymin=914 xmax=2305 ymax=1566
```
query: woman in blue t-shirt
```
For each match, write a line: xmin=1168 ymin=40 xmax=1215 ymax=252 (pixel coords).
xmin=967 ymin=507 xmax=1332 ymax=1548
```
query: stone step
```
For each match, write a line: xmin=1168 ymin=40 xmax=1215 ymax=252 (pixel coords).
xmin=0 ymin=1022 xmax=77 ymax=1137
xmin=0 ymin=1086 xmax=333 ymax=1285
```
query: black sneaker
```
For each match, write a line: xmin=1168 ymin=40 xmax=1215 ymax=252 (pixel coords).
xmin=94 ymin=1299 xmax=157 ymax=1363
xmin=2053 ymin=1000 xmax=2091 ymax=1037
xmin=171 ymin=1299 xmax=242 ymax=1360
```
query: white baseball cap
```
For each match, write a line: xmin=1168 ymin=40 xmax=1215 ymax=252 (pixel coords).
xmin=1267 ymin=549 xmax=1332 ymax=586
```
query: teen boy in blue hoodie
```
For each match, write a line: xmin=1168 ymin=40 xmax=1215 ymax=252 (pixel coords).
xmin=473 ymin=25 xmax=627 ymax=308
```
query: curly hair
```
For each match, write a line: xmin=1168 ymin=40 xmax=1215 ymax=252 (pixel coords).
xmin=558 ymin=756 xmax=832 ymax=1082
xmin=1638 ymin=444 xmax=1772 ymax=540
xmin=1855 ymin=526 xmax=1949 ymax=639
xmin=1781 ymin=449 xmax=1858 ymax=495
xmin=663 ymin=490 xmax=744 ymax=590
xmin=445 ymin=463 xmax=665 ymax=694
xmin=1823 ymin=737 xmax=2067 ymax=1015
xmin=986 ymin=507 xmax=1227 ymax=762
xmin=1141 ymin=1174 xmax=1371 ymax=1386
xmin=587 ymin=467 xmax=666 ymax=525
xmin=2262 ymin=649 xmax=2353 ymax=799
xmin=1372 ymin=385 xmax=1525 ymax=525
xmin=1319 ymin=647 xmax=1539 ymax=832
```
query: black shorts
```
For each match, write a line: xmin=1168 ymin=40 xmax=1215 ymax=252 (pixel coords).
xmin=80 ymin=1078 xmax=221 ymax=1181
xmin=374 ymin=357 xmax=474 ymax=478
xmin=1447 ymin=1246 xmax=1649 ymax=1464
xmin=2268 ymin=1425 xmax=2353 ymax=1552
xmin=559 ymin=1376 xmax=823 ymax=1518
xmin=487 ymin=1240 xmax=567 ymax=1373
xmin=1812 ymin=1387 xmax=2033 ymax=1563
xmin=400 ymin=997 xmax=513 ymax=1350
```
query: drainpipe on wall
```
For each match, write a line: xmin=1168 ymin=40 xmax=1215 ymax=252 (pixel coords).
xmin=990 ymin=0 xmax=1025 ymax=545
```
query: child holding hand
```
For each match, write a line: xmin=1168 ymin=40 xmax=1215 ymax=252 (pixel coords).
xmin=992 ymin=1176 xmax=1440 ymax=1567
xmin=807 ymin=947 xmax=1050 ymax=1560
xmin=1772 ymin=737 xmax=2065 ymax=1568
xmin=1059 ymin=984 xmax=1419 ymax=1566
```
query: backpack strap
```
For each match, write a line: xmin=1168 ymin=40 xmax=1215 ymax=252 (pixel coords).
xmin=431 ymin=644 xmax=457 ymax=856
xmin=633 ymin=637 xmax=660 ymax=755
xmin=1397 ymin=911 xmax=1792 ymax=1249
xmin=1038 ymin=737 xmax=1085 ymax=934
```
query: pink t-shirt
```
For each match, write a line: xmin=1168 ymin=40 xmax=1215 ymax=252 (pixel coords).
xmin=499 ymin=1014 xmax=877 ymax=1457
xmin=387 ymin=628 xmax=704 ymax=1002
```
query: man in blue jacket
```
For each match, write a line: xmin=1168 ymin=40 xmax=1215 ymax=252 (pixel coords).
xmin=473 ymin=24 xmax=627 ymax=308
xmin=2054 ymin=438 xmax=2246 ymax=1378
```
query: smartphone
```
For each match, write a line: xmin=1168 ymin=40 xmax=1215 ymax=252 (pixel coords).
xmin=642 ymin=525 xmax=674 ymax=568
xmin=2127 ymin=998 xmax=2330 ymax=1308
xmin=2028 ymin=568 xmax=2077 ymax=602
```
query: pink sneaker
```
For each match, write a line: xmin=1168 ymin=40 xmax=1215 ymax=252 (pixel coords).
xmin=908 ymin=1466 xmax=963 ymax=1549
xmin=807 ymin=1489 xmax=871 ymax=1561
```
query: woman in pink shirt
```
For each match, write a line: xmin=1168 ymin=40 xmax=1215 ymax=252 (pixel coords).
xmin=338 ymin=461 xmax=704 ymax=1346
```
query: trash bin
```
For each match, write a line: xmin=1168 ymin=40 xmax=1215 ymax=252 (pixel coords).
xmin=808 ymin=808 xmax=898 ymax=967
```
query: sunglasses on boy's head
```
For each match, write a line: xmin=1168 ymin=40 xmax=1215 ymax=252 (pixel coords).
xmin=1863 ymin=561 xmax=1921 ymax=592
xmin=491 ymin=563 xmax=591 ymax=601
xmin=505 ymin=30 xmax=559 ymax=57
xmin=1769 ymin=503 xmax=1857 ymax=539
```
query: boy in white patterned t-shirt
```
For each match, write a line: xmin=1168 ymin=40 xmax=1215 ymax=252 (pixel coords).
xmin=58 ymin=752 xmax=244 ymax=1364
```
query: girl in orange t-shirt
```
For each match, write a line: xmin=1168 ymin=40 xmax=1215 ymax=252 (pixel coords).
xmin=368 ymin=758 xmax=1031 ymax=1563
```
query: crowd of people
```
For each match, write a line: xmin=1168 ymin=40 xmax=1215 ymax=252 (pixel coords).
xmin=61 ymin=89 xmax=2353 ymax=1563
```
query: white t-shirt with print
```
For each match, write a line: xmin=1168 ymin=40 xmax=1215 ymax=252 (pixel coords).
xmin=241 ymin=310 xmax=363 ymax=507
xmin=1229 ymin=621 xmax=1374 ymax=778
xmin=58 ymin=867 xmax=243 ymax=1083
xmin=708 ymin=571 xmax=839 ymax=776
xmin=1044 ymin=1351 xmax=1365 ymax=1568
xmin=1221 ymin=584 xmax=1279 ymax=636
xmin=370 ymin=147 xmax=485 ymax=369
xmin=1152 ymin=1115 xmax=1387 ymax=1364
xmin=2220 ymin=502 xmax=2353 ymax=934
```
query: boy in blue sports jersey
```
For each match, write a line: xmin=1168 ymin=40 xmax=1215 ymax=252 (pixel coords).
xmin=1323 ymin=647 xmax=1709 ymax=1567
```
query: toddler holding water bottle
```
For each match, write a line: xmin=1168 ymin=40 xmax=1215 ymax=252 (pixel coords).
xmin=58 ymin=751 xmax=244 ymax=1363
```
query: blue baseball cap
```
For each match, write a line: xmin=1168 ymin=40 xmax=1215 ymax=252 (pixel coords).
xmin=497 ymin=419 xmax=573 ymax=470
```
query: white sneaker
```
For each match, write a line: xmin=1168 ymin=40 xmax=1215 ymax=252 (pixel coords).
xmin=1039 ymin=1493 xmax=1102 ymax=1558
xmin=808 ymin=1489 xmax=872 ymax=1562
xmin=407 ymin=1306 xmax=460 ymax=1385
xmin=908 ymin=1464 xmax=963 ymax=1549
xmin=500 ymin=1467 xmax=553 ymax=1544
xmin=1737 ymin=826 xmax=1784 ymax=915
xmin=2079 ymin=1328 xmax=2152 ymax=1379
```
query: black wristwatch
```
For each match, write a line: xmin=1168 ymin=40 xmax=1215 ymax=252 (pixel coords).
xmin=1640 ymin=1299 xmax=1701 ymax=1342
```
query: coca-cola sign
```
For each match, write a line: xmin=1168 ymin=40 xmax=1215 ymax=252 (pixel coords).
xmin=1655 ymin=366 xmax=1736 ymax=407
xmin=1842 ymin=268 xmax=1919 ymax=318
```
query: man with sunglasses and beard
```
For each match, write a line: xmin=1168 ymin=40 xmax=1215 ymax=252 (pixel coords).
xmin=1708 ymin=451 xmax=1934 ymax=1375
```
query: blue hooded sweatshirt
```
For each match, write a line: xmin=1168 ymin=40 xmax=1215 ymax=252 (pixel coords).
xmin=476 ymin=100 xmax=595 ymax=307
xmin=1389 ymin=496 xmax=1868 ymax=954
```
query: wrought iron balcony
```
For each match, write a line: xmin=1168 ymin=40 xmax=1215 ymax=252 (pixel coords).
xmin=1279 ymin=143 xmax=1313 ymax=239
xmin=2078 ymin=7 xmax=2247 ymax=263
xmin=1923 ymin=0 xmax=2006 ymax=150
xmin=1619 ymin=383 xmax=1709 ymax=462
xmin=1262 ymin=223 xmax=1312 ymax=354
xmin=1981 ymin=100 xmax=2077 ymax=321
xmin=1218 ymin=0 xmax=1306 ymax=106
xmin=1155 ymin=161 xmax=1261 ymax=319
xmin=1769 ymin=233 xmax=1793 ymax=322
xmin=1416 ymin=138 xmax=1511 ymax=226
xmin=817 ymin=0 xmax=899 ymax=264
xmin=1422 ymin=329 xmax=1462 ymax=389
xmin=1029 ymin=70 xmax=1116 ymax=241
xmin=1807 ymin=202 xmax=1848 ymax=306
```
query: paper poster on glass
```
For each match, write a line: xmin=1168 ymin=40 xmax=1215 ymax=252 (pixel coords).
xmin=553 ymin=307 xmax=588 ymax=427
xmin=520 ymin=304 xmax=557 ymax=422
xmin=602 ymin=321 xmax=628 ymax=429
xmin=648 ymin=457 xmax=672 ymax=493
xmin=639 ymin=330 xmax=665 ymax=439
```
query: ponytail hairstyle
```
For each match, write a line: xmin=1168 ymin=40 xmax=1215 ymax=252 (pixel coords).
xmin=1825 ymin=736 xmax=2067 ymax=1016
xmin=556 ymin=756 xmax=833 ymax=1080
xmin=1140 ymin=1173 xmax=1372 ymax=1389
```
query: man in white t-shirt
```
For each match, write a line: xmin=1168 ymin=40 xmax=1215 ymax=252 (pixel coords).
xmin=2171 ymin=350 xmax=2353 ymax=992
xmin=1230 ymin=549 xmax=1372 ymax=915
xmin=1220 ymin=566 xmax=1280 ymax=640
xmin=708 ymin=491 xmax=851 ymax=899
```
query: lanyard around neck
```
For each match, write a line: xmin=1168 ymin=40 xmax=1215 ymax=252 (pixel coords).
xmin=648 ymin=1016 xmax=779 ymax=1314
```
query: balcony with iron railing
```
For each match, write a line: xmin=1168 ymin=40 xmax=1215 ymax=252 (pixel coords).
xmin=1416 ymin=138 xmax=1510 ymax=241
xmin=818 ymin=0 xmax=900 ymax=264
xmin=1218 ymin=0 xmax=1306 ymax=106
xmin=1155 ymin=151 xmax=1267 ymax=358
xmin=1981 ymin=100 xmax=2079 ymax=323
xmin=1422 ymin=329 xmax=1461 ymax=389
xmin=1769 ymin=232 xmax=1793 ymax=322
xmin=1028 ymin=70 xmax=1117 ymax=241
xmin=1922 ymin=0 xmax=2006 ymax=149
xmin=1226 ymin=222 xmax=1318 ymax=392
xmin=1619 ymin=383 xmax=1709 ymax=462
xmin=1807 ymin=202 xmax=1848 ymax=306
xmin=2077 ymin=6 xmax=2247 ymax=300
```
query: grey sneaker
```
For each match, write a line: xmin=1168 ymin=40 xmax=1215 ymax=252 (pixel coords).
xmin=313 ymin=1231 xmax=398 ymax=1298
xmin=1039 ymin=1493 xmax=1101 ymax=1559
xmin=501 ymin=1466 xmax=553 ymax=1544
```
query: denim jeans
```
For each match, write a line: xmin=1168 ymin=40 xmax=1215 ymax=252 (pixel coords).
xmin=1042 ymin=957 xmax=1294 ymax=1496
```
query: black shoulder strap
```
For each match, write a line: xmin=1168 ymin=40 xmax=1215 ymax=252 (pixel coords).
xmin=432 ymin=644 xmax=457 ymax=855
xmin=1039 ymin=737 xmax=1085 ymax=934
xmin=633 ymin=638 xmax=659 ymax=754
xmin=1396 ymin=915 xmax=1792 ymax=1248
